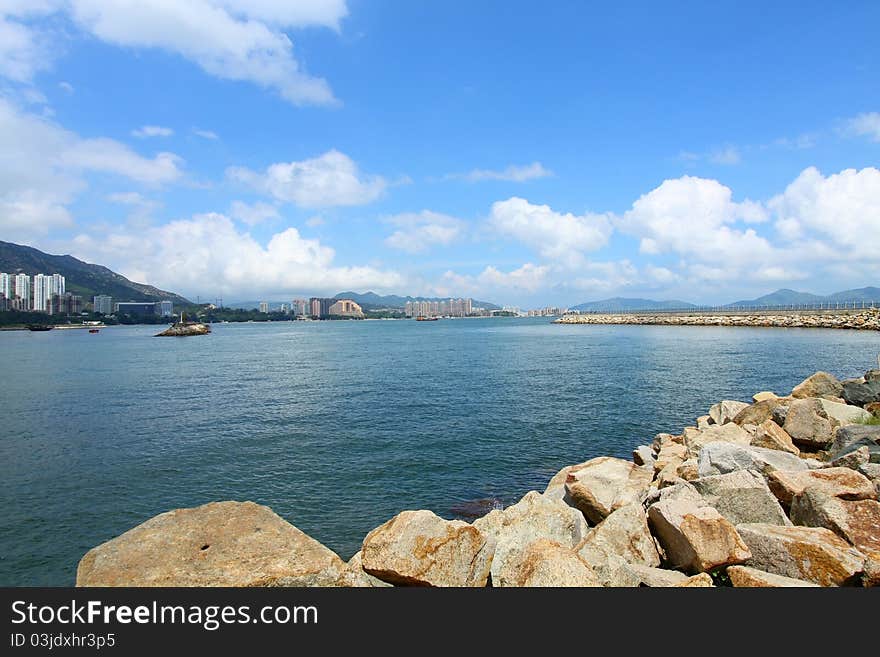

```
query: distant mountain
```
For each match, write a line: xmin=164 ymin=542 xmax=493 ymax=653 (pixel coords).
xmin=333 ymin=291 xmax=501 ymax=310
xmin=0 ymin=240 xmax=191 ymax=306
xmin=570 ymin=297 xmax=696 ymax=312
xmin=726 ymin=287 xmax=880 ymax=307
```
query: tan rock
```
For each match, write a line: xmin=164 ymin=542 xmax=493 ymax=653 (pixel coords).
xmin=576 ymin=504 xmax=660 ymax=575
xmin=816 ymin=398 xmax=872 ymax=426
xmin=677 ymin=459 xmax=700 ymax=481
xmin=622 ymin=563 xmax=690 ymax=587
xmin=750 ymin=419 xmax=799 ymax=455
xmin=494 ymin=539 xmax=602 ymax=587
xmin=791 ymin=371 xmax=844 ymax=400
xmin=692 ymin=469 xmax=791 ymax=526
xmin=675 ymin=573 xmax=714 ymax=587
xmin=697 ymin=415 xmax=713 ymax=430
xmin=654 ymin=442 xmax=688 ymax=474
xmin=753 ymin=391 xmax=779 ymax=403
xmin=727 ymin=565 xmax=820 ymax=587
xmin=737 ymin=523 xmax=865 ymax=587
xmin=361 ymin=510 xmax=491 ymax=587
xmin=733 ymin=399 xmax=786 ymax=427
xmin=564 ymin=457 xmax=654 ymax=524
xmin=709 ymin=400 xmax=750 ymax=426
xmin=335 ymin=551 xmax=393 ymax=587
xmin=474 ymin=490 xmax=589 ymax=586
xmin=790 ymin=488 xmax=880 ymax=586
xmin=647 ymin=498 xmax=751 ymax=573
xmin=683 ymin=423 xmax=753 ymax=459
xmin=766 ymin=468 xmax=877 ymax=508
xmin=783 ymin=398 xmax=836 ymax=449
xmin=829 ymin=446 xmax=871 ymax=470
xmin=76 ymin=501 xmax=345 ymax=587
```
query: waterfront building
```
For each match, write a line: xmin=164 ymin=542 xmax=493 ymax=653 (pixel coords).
xmin=157 ymin=300 xmax=173 ymax=317
xmin=93 ymin=295 xmax=113 ymax=315
xmin=49 ymin=273 xmax=65 ymax=297
xmin=259 ymin=301 xmax=269 ymax=313
xmin=0 ymin=273 xmax=11 ymax=305
xmin=309 ymin=297 xmax=335 ymax=319
xmin=49 ymin=293 xmax=83 ymax=315
xmin=13 ymin=274 xmax=31 ymax=310
xmin=280 ymin=303 xmax=290 ymax=314
xmin=327 ymin=299 xmax=364 ymax=318
xmin=115 ymin=301 xmax=159 ymax=316
xmin=404 ymin=298 xmax=475 ymax=318
xmin=292 ymin=299 xmax=308 ymax=316
xmin=32 ymin=274 xmax=49 ymax=312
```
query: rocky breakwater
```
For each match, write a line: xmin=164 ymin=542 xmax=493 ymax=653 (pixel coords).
xmin=553 ymin=308 xmax=880 ymax=331
xmin=76 ymin=368 xmax=880 ymax=587
xmin=155 ymin=321 xmax=211 ymax=337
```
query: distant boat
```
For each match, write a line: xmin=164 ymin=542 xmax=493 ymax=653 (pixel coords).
xmin=416 ymin=316 xmax=439 ymax=321
xmin=88 ymin=329 xmax=100 ymax=333
xmin=26 ymin=324 xmax=53 ymax=331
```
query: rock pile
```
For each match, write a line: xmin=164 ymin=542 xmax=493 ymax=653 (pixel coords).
xmin=77 ymin=368 xmax=880 ymax=587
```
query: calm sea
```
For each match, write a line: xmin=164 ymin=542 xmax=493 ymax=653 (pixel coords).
xmin=1 ymin=317 xmax=878 ymax=585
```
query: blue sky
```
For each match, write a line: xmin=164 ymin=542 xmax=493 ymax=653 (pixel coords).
xmin=1 ymin=1 xmax=878 ymax=307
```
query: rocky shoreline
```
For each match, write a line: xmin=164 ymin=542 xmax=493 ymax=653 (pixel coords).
xmin=554 ymin=308 xmax=880 ymax=331
xmin=75 ymin=368 xmax=880 ymax=587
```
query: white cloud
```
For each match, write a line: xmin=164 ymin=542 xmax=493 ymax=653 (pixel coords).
xmin=132 ymin=125 xmax=173 ymax=138
xmin=193 ymin=128 xmax=218 ymax=140
xmin=305 ymin=215 xmax=324 ymax=227
xmin=843 ymin=112 xmax=880 ymax=142
xmin=454 ymin=162 xmax=554 ymax=183
xmin=70 ymin=212 xmax=403 ymax=298
xmin=767 ymin=166 xmax=880 ymax=260
xmin=489 ymin=197 xmax=612 ymax=267
xmin=227 ymin=149 xmax=386 ymax=207
xmin=58 ymin=80 xmax=74 ymax=94
xmin=384 ymin=210 xmax=465 ymax=253
xmin=0 ymin=1 xmax=345 ymax=106
xmin=229 ymin=199 xmax=279 ymax=225
xmin=438 ymin=263 xmax=549 ymax=297
xmin=0 ymin=97 xmax=183 ymax=240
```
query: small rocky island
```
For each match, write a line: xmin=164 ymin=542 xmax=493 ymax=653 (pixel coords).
xmin=155 ymin=314 xmax=211 ymax=337
xmin=76 ymin=367 xmax=880 ymax=587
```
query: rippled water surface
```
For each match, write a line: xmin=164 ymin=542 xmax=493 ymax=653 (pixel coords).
xmin=1 ymin=318 xmax=878 ymax=585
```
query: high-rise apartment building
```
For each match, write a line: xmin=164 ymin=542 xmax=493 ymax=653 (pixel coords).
xmin=404 ymin=298 xmax=474 ymax=318
xmin=14 ymin=274 xmax=31 ymax=310
xmin=259 ymin=301 xmax=269 ymax=313
xmin=0 ymin=273 xmax=11 ymax=302
xmin=32 ymin=274 xmax=49 ymax=312
xmin=292 ymin=299 xmax=308 ymax=316
xmin=49 ymin=273 xmax=65 ymax=297
xmin=157 ymin=300 xmax=173 ymax=317
xmin=93 ymin=295 xmax=113 ymax=315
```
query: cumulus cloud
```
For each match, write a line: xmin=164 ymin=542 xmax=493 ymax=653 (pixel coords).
xmin=451 ymin=162 xmax=554 ymax=183
xmin=437 ymin=263 xmax=550 ymax=297
xmin=229 ymin=199 xmax=279 ymax=225
xmin=70 ymin=212 xmax=403 ymax=298
xmin=227 ymin=150 xmax=386 ymax=208
xmin=843 ymin=112 xmax=880 ymax=142
xmin=383 ymin=210 xmax=465 ymax=253
xmin=767 ymin=166 xmax=880 ymax=260
xmin=0 ymin=97 xmax=184 ymax=240
xmin=489 ymin=197 xmax=612 ymax=267
xmin=0 ymin=1 xmax=346 ymax=106
xmin=132 ymin=125 xmax=173 ymax=138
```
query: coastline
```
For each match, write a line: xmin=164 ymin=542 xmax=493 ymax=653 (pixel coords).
xmin=73 ymin=365 xmax=880 ymax=588
xmin=554 ymin=308 xmax=880 ymax=331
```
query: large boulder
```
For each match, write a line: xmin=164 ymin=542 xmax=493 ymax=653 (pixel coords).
xmin=750 ymin=420 xmax=799 ymax=455
xmin=361 ymin=510 xmax=491 ymax=587
xmin=336 ymin=551 xmax=393 ymax=587
xmin=859 ymin=463 xmax=880 ymax=497
xmin=692 ymin=470 xmax=791 ymax=526
xmin=632 ymin=445 xmax=656 ymax=468
xmin=76 ymin=501 xmax=345 ymax=587
xmin=683 ymin=423 xmax=752 ymax=459
xmin=753 ymin=391 xmax=780 ymax=403
xmin=697 ymin=442 xmax=809 ymax=477
xmin=653 ymin=441 xmax=688 ymax=474
xmin=646 ymin=497 xmax=751 ymax=573
xmin=791 ymin=371 xmax=843 ymax=400
xmin=474 ymin=490 xmax=588 ymax=586
xmin=790 ymin=488 xmax=880 ymax=586
xmin=829 ymin=446 xmax=871 ymax=470
xmin=783 ymin=398 xmax=836 ymax=449
xmin=621 ymin=564 xmax=690 ymax=587
xmin=709 ymin=400 xmax=750 ymax=426
xmin=727 ymin=565 xmax=820 ymax=587
xmin=576 ymin=504 xmax=661 ymax=580
xmin=828 ymin=425 xmax=880 ymax=464
xmin=737 ymin=523 xmax=865 ymax=586
xmin=817 ymin=398 xmax=872 ymax=426
xmin=493 ymin=538 xmax=602 ymax=587
xmin=841 ymin=379 xmax=880 ymax=407
xmin=564 ymin=457 xmax=654 ymax=524
xmin=766 ymin=468 xmax=877 ymax=509
xmin=733 ymin=399 xmax=787 ymax=427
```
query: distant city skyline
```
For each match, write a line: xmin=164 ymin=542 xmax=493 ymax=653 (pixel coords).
xmin=0 ymin=3 xmax=878 ymax=307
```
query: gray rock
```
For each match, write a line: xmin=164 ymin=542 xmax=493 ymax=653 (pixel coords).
xmin=842 ymin=379 xmax=880 ymax=407
xmin=692 ymin=470 xmax=791 ymax=526
xmin=829 ymin=446 xmax=871 ymax=470
xmin=737 ymin=523 xmax=865 ymax=586
xmin=772 ymin=405 xmax=789 ymax=427
xmin=632 ymin=445 xmax=656 ymax=467
xmin=783 ymin=398 xmax=836 ymax=449
xmin=576 ymin=504 xmax=660 ymax=575
xmin=859 ymin=463 xmax=880 ymax=497
xmin=709 ymin=400 xmax=751 ymax=426
xmin=697 ymin=442 xmax=809 ymax=477
xmin=828 ymin=425 xmax=880 ymax=463
xmin=816 ymin=398 xmax=872 ymax=425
